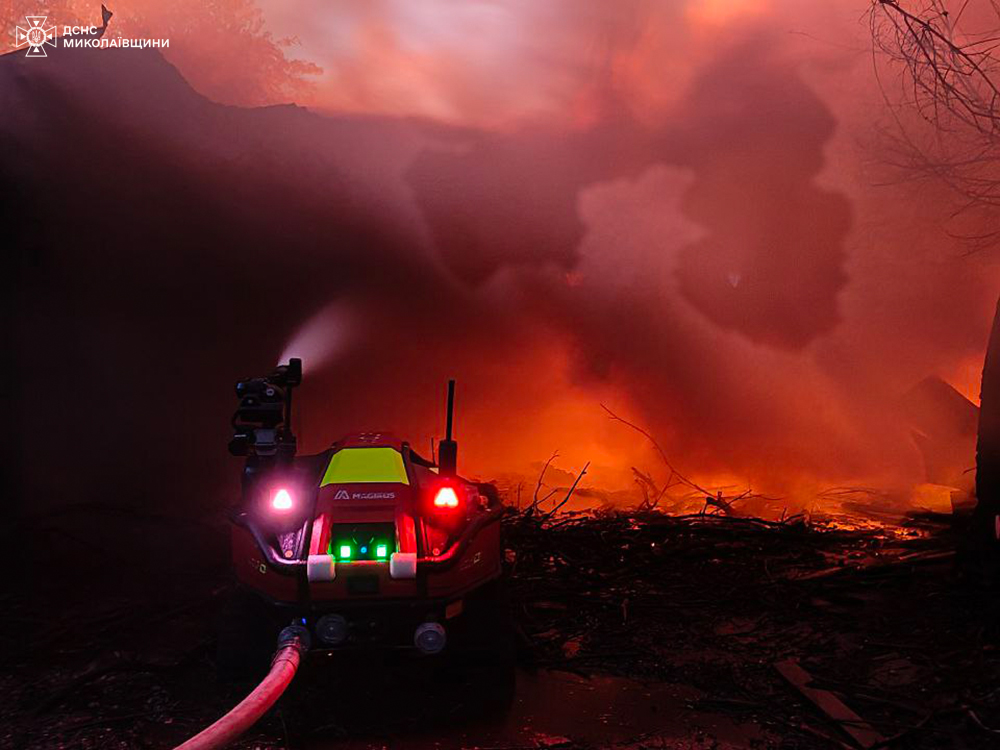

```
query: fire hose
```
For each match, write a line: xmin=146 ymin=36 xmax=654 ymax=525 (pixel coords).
xmin=173 ymin=625 xmax=310 ymax=750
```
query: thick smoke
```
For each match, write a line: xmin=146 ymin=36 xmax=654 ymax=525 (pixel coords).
xmin=260 ymin=0 xmax=999 ymax=495
xmin=3 ymin=1 xmax=999 ymax=517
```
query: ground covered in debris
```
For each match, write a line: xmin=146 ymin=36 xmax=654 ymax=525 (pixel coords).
xmin=3 ymin=502 xmax=999 ymax=749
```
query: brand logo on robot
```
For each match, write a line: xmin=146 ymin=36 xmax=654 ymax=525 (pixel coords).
xmin=332 ymin=488 xmax=396 ymax=501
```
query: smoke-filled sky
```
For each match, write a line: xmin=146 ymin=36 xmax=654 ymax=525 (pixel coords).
xmin=261 ymin=0 xmax=803 ymax=127
xmin=254 ymin=0 xmax=999 ymax=495
xmin=4 ymin=0 xmax=999 ymax=509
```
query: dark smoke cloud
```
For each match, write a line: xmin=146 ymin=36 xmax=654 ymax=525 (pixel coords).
xmin=673 ymin=38 xmax=851 ymax=350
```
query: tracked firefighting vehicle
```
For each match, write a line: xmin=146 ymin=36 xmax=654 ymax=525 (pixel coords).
xmin=221 ymin=359 xmax=506 ymax=670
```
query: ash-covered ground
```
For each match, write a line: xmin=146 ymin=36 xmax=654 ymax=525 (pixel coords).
xmin=3 ymin=501 xmax=998 ymax=750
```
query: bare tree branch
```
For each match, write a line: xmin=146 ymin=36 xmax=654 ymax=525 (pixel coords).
xmin=600 ymin=404 xmax=713 ymax=497
xmin=871 ymin=0 xmax=1000 ymax=209
xmin=529 ymin=451 xmax=560 ymax=513
xmin=542 ymin=462 xmax=591 ymax=519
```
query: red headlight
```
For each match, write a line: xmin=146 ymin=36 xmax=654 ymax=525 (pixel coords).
xmin=271 ymin=488 xmax=294 ymax=512
xmin=433 ymin=486 xmax=460 ymax=509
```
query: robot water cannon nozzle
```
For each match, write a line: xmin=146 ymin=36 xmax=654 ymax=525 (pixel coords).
xmin=229 ymin=358 xmax=302 ymax=460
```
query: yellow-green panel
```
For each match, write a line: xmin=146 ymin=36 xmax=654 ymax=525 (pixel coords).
xmin=320 ymin=447 xmax=410 ymax=486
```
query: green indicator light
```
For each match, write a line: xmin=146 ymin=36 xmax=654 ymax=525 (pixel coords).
xmin=339 ymin=544 xmax=352 ymax=559
xmin=376 ymin=544 xmax=388 ymax=558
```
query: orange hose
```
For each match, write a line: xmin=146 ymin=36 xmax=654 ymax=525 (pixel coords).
xmin=173 ymin=634 xmax=305 ymax=750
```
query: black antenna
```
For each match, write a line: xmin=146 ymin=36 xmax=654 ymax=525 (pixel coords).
xmin=445 ymin=380 xmax=455 ymax=441
xmin=439 ymin=379 xmax=458 ymax=476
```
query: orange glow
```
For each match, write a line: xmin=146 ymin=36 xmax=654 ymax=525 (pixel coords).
xmin=947 ymin=355 xmax=985 ymax=406
xmin=686 ymin=0 xmax=771 ymax=26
